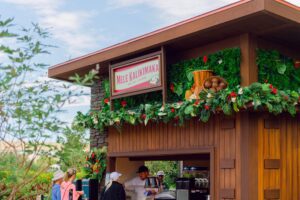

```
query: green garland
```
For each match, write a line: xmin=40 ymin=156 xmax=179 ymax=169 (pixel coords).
xmin=74 ymin=83 xmax=300 ymax=131
xmin=257 ymin=49 xmax=300 ymax=91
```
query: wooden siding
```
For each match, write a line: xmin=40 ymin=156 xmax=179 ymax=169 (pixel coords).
xmin=258 ymin=114 xmax=300 ymax=200
xmin=108 ymin=115 xmax=239 ymax=200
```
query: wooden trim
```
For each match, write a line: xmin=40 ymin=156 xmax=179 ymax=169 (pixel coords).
xmin=108 ymin=147 xmax=214 ymax=157
xmin=220 ymin=159 xmax=235 ymax=169
xmin=109 ymin=51 xmax=163 ymax=99
xmin=264 ymin=118 xmax=280 ymax=129
xmin=264 ymin=189 xmax=280 ymax=199
xmin=275 ymin=0 xmax=300 ymax=10
xmin=265 ymin=0 xmax=300 ymax=23
xmin=264 ymin=159 xmax=280 ymax=169
xmin=110 ymin=50 xmax=162 ymax=68
xmin=161 ymin=46 xmax=167 ymax=105
xmin=220 ymin=189 xmax=235 ymax=199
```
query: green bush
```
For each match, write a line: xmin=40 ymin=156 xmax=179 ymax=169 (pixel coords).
xmin=257 ymin=49 xmax=300 ymax=91
xmin=145 ymin=161 xmax=179 ymax=189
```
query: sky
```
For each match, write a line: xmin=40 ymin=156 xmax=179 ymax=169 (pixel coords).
xmin=1 ymin=0 xmax=299 ymax=125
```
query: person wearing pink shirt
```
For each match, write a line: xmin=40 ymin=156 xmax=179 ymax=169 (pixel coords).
xmin=61 ymin=168 xmax=84 ymax=200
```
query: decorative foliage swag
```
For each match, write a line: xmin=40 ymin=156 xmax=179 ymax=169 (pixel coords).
xmin=74 ymin=82 xmax=300 ymax=131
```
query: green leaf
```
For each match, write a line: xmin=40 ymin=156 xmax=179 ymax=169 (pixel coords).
xmin=277 ymin=63 xmax=287 ymax=75
xmin=184 ymin=105 xmax=194 ymax=115
xmin=186 ymin=70 xmax=194 ymax=81
xmin=200 ymin=110 xmax=210 ymax=122
xmin=233 ymin=103 xmax=239 ymax=112
xmin=222 ymin=104 xmax=232 ymax=115
xmin=145 ymin=104 xmax=153 ymax=113
xmin=174 ymin=83 xmax=183 ymax=96
xmin=129 ymin=116 xmax=136 ymax=124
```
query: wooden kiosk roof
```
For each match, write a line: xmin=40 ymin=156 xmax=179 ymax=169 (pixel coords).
xmin=48 ymin=0 xmax=300 ymax=80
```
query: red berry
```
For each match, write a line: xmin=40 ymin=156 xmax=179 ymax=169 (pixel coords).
xmin=264 ymin=80 xmax=268 ymax=83
xmin=170 ymin=83 xmax=175 ymax=92
xmin=203 ymin=56 xmax=208 ymax=64
xmin=271 ymin=88 xmax=277 ymax=94
xmin=104 ymin=98 xmax=109 ymax=104
xmin=194 ymin=100 xmax=200 ymax=106
xmin=121 ymin=100 xmax=127 ymax=107
xmin=294 ymin=61 xmax=300 ymax=69
xmin=229 ymin=92 xmax=237 ymax=98
xmin=284 ymin=96 xmax=289 ymax=101
xmin=269 ymin=84 xmax=273 ymax=89
xmin=91 ymin=152 xmax=95 ymax=159
xmin=171 ymin=108 xmax=175 ymax=113
xmin=140 ymin=114 xmax=146 ymax=120
xmin=204 ymin=105 xmax=210 ymax=110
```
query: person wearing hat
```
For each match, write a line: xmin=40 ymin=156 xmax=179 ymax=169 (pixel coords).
xmin=156 ymin=171 xmax=169 ymax=192
xmin=124 ymin=165 xmax=151 ymax=200
xmin=100 ymin=172 xmax=126 ymax=200
xmin=51 ymin=170 xmax=64 ymax=200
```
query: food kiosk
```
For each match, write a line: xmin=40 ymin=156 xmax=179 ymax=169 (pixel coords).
xmin=49 ymin=1 xmax=300 ymax=199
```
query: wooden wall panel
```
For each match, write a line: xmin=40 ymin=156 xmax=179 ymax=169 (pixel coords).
xmin=258 ymin=115 xmax=300 ymax=200
xmin=108 ymin=115 xmax=239 ymax=199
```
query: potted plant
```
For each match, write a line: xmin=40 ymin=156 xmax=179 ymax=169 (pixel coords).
xmin=79 ymin=147 xmax=107 ymax=200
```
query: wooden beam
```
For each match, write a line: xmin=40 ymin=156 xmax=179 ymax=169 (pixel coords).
xmin=161 ymin=46 xmax=167 ymax=105
xmin=240 ymin=33 xmax=258 ymax=86
xmin=106 ymin=157 xmax=116 ymax=172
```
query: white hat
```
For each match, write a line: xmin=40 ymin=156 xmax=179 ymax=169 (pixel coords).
xmin=110 ymin=172 xmax=122 ymax=181
xmin=157 ymin=171 xmax=165 ymax=176
xmin=52 ymin=170 xmax=64 ymax=181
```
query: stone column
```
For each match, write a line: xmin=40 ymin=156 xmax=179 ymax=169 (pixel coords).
xmin=90 ymin=77 xmax=108 ymax=148
xmin=90 ymin=77 xmax=109 ymax=196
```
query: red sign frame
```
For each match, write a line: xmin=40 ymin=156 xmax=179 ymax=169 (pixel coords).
xmin=110 ymin=51 xmax=163 ymax=99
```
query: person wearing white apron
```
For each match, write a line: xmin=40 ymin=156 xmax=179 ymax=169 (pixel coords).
xmin=125 ymin=165 xmax=149 ymax=200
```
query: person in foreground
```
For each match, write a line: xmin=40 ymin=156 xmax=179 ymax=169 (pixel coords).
xmin=100 ymin=171 xmax=126 ymax=200
xmin=51 ymin=170 xmax=64 ymax=200
xmin=125 ymin=165 xmax=151 ymax=200
xmin=61 ymin=168 xmax=84 ymax=200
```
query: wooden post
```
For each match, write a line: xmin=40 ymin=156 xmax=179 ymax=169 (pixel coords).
xmin=238 ymin=33 xmax=259 ymax=200
xmin=161 ymin=46 xmax=167 ymax=105
xmin=240 ymin=33 xmax=258 ymax=86
xmin=106 ymin=157 xmax=116 ymax=172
